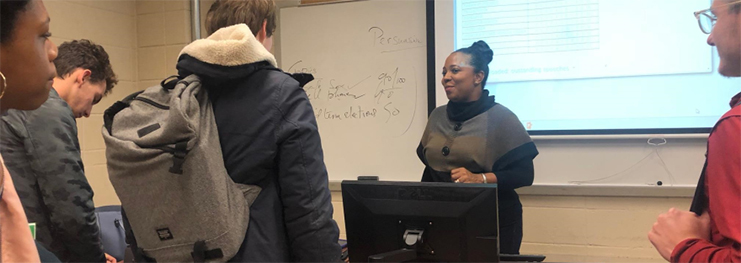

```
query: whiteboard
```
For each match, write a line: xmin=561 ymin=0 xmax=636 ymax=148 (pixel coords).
xmin=531 ymin=137 xmax=706 ymax=187
xmin=280 ymin=0 xmax=428 ymax=182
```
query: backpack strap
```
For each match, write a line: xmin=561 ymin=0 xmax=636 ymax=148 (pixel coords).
xmin=149 ymin=141 xmax=189 ymax=175
xmin=103 ymin=74 xmax=181 ymax=135
xmin=289 ymin=72 xmax=314 ymax=87
xmin=104 ymin=90 xmax=145 ymax=135
xmin=169 ymin=141 xmax=187 ymax=174
xmin=191 ymin=240 xmax=224 ymax=263
xmin=690 ymin=159 xmax=708 ymax=215
xmin=161 ymin=75 xmax=180 ymax=90
xmin=122 ymin=208 xmax=158 ymax=263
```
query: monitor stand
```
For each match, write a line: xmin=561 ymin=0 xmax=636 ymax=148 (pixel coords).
xmin=368 ymin=229 xmax=424 ymax=263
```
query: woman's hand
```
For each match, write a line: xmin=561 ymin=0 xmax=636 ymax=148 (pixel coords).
xmin=451 ymin=168 xmax=485 ymax=183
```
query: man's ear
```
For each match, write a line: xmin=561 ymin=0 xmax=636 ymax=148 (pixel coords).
xmin=256 ymin=19 xmax=268 ymax=42
xmin=76 ymin=69 xmax=92 ymax=85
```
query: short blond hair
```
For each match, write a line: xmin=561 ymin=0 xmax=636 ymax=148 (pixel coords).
xmin=205 ymin=0 xmax=277 ymax=37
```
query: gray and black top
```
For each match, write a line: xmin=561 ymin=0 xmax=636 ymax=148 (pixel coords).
xmin=0 ymin=88 xmax=105 ymax=263
xmin=417 ymin=91 xmax=538 ymax=225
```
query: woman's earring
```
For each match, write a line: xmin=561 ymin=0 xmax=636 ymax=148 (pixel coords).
xmin=0 ymin=71 xmax=7 ymax=99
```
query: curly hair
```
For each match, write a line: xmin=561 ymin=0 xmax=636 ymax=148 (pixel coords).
xmin=54 ymin=39 xmax=118 ymax=95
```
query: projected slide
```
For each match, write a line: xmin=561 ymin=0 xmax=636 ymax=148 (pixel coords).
xmin=456 ymin=0 xmax=712 ymax=83
xmin=448 ymin=0 xmax=741 ymax=132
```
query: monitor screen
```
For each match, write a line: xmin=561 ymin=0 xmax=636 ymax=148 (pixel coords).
xmin=341 ymin=181 xmax=499 ymax=262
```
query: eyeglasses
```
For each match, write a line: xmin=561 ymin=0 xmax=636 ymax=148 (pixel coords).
xmin=694 ymin=0 xmax=741 ymax=34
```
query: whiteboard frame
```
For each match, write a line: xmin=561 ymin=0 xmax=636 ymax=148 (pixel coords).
xmin=531 ymin=133 xmax=709 ymax=140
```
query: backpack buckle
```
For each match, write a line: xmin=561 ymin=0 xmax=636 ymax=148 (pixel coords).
xmin=168 ymin=142 xmax=188 ymax=174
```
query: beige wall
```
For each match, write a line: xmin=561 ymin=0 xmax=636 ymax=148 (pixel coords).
xmin=44 ymin=0 xmax=138 ymax=206
xmin=136 ymin=0 xmax=192 ymax=90
xmin=520 ymin=195 xmax=689 ymax=262
xmin=44 ymin=1 xmax=688 ymax=262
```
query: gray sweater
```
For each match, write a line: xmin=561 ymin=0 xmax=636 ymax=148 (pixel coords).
xmin=0 ymin=88 xmax=105 ymax=263
xmin=417 ymin=103 xmax=538 ymax=219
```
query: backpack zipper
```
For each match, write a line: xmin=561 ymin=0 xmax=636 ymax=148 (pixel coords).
xmin=133 ymin=97 xmax=170 ymax=110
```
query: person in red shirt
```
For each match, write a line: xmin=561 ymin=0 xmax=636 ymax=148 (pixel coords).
xmin=648 ymin=0 xmax=741 ymax=262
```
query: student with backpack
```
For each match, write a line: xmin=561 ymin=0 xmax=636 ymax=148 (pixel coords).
xmin=185 ymin=2 xmax=342 ymax=259
xmin=103 ymin=0 xmax=341 ymax=262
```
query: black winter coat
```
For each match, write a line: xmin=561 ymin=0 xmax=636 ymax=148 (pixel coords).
xmin=176 ymin=55 xmax=341 ymax=262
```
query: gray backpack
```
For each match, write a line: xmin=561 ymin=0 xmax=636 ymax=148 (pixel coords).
xmin=102 ymin=74 xmax=261 ymax=262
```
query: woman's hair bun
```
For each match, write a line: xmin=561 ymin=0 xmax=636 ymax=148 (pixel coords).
xmin=471 ymin=40 xmax=493 ymax=64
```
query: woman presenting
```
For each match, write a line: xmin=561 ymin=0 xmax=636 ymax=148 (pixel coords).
xmin=417 ymin=40 xmax=538 ymax=254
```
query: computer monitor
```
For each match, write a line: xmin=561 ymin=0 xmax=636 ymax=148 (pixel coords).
xmin=341 ymin=180 xmax=499 ymax=262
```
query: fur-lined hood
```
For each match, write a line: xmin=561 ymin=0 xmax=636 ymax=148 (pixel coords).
xmin=180 ymin=23 xmax=276 ymax=67
xmin=175 ymin=24 xmax=277 ymax=80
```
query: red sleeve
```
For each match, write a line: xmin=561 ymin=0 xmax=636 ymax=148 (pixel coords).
xmin=671 ymin=115 xmax=741 ymax=263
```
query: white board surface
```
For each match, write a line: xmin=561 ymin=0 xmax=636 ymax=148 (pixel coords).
xmin=280 ymin=0 xmax=428 ymax=182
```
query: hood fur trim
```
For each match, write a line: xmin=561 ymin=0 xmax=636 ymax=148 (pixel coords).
xmin=179 ymin=24 xmax=277 ymax=67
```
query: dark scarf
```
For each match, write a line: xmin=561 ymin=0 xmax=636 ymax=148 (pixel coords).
xmin=446 ymin=89 xmax=497 ymax=122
